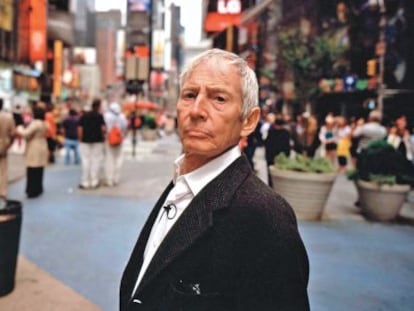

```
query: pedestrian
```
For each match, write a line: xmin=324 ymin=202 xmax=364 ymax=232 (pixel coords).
xmin=103 ymin=102 xmax=128 ymax=186
xmin=352 ymin=110 xmax=387 ymax=207
xmin=352 ymin=110 xmax=387 ymax=155
xmin=62 ymin=108 xmax=80 ymax=165
xmin=294 ymin=112 xmax=319 ymax=158
xmin=0 ymin=98 xmax=16 ymax=208
xmin=386 ymin=115 xmax=413 ymax=162
xmin=336 ymin=116 xmax=352 ymax=173
xmin=120 ymin=48 xmax=310 ymax=310
xmin=12 ymin=103 xmax=24 ymax=153
xmin=264 ymin=116 xmax=291 ymax=187
xmin=349 ymin=116 xmax=364 ymax=169
xmin=77 ymin=98 xmax=106 ymax=189
xmin=318 ymin=114 xmax=338 ymax=165
xmin=44 ymin=103 xmax=58 ymax=164
xmin=16 ymin=106 xmax=48 ymax=198
xmin=243 ymin=119 xmax=262 ymax=169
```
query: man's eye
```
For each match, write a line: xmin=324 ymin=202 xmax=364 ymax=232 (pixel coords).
xmin=183 ymin=92 xmax=196 ymax=99
xmin=215 ymin=96 xmax=225 ymax=103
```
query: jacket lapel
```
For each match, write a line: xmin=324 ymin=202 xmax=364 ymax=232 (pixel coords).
xmin=136 ymin=155 xmax=252 ymax=293
xmin=122 ymin=182 xmax=174 ymax=301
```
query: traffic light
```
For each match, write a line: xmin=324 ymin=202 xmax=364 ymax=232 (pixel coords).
xmin=366 ymin=59 xmax=377 ymax=76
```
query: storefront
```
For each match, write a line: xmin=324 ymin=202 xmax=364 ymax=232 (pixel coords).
xmin=12 ymin=65 xmax=42 ymax=104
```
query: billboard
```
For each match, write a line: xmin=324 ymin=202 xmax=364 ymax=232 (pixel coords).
xmin=152 ymin=30 xmax=165 ymax=69
xmin=29 ymin=0 xmax=47 ymax=63
xmin=0 ymin=0 xmax=13 ymax=31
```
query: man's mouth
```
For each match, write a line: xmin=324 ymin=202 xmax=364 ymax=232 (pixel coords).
xmin=184 ymin=128 xmax=211 ymax=138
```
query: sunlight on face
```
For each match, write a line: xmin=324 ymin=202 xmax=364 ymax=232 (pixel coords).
xmin=177 ymin=59 xmax=244 ymax=169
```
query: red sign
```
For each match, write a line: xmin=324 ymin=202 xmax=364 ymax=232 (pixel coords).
xmin=29 ymin=0 xmax=47 ymax=63
xmin=205 ymin=12 xmax=241 ymax=32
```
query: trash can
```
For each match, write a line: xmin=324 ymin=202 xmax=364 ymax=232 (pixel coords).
xmin=0 ymin=200 xmax=22 ymax=297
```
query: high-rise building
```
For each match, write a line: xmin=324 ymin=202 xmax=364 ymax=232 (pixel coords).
xmin=95 ymin=10 xmax=122 ymax=90
xmin=72 ymin=0 xmax=96 ymax=47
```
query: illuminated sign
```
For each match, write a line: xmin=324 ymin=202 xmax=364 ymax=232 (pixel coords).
xmin=217 ymin=0 xmax=241 ymax=14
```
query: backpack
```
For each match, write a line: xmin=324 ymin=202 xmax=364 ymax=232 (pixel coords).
xmin=107 ymin=125 xmax=123 ymax=146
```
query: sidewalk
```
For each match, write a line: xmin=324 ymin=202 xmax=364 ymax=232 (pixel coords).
xmin=8 ymin=142 xmax=414 ymax=222
xmin=3 ymin=141 xmax=414 ymax=310
xmin=0 ymin=257 xmax=100 ymax=311
xmin=2 ymin=152 xmax=101 ymax=310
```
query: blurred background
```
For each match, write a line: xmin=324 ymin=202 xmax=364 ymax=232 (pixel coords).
xmin=0 ymin=0 xmax=413 ymax=123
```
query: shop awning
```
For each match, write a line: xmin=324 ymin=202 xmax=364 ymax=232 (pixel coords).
xmin=204 ymin=12 xmax=241 ymax=32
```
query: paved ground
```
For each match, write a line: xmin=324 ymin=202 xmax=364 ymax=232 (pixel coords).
xmin=2 ymin=134 xmax=414 ymax=310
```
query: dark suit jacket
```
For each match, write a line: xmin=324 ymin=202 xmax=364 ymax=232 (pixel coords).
xmin=120 ymin=156 xmax=310 ymax=311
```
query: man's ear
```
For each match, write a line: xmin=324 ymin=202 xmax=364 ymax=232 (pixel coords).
xmin=240 ymin=107 xmax=261 ymax=138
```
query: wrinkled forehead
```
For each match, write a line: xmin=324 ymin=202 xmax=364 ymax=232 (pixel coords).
xmin=185 ymin=58 xmax=241 ymax=88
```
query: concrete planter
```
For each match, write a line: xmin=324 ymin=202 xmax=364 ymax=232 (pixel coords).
xmin=357 ymin=180 xmax=410 ymax=221
xmin=141 ymin=128 xmax=158 ymax=141
xmin=269 ymin=167 xmax=337 ymax=221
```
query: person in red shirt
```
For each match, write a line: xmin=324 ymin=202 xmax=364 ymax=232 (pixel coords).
xmin=44 ymin=104 xmax=57 ymax=163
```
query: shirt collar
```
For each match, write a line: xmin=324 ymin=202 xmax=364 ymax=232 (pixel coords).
xmin=173 ymin=145 xmax=241 ymax=197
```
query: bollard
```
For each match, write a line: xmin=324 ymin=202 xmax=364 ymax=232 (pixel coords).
xmin=0 ymin=200 xmax=22 ymax=297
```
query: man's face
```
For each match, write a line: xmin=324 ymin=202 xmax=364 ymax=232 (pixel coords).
xmin=177 ymin=60 xmax=248 ymax=166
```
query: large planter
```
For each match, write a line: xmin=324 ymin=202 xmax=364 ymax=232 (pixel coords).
xmin=357 ymin=180 xmax=410 ymax=221
xmin=270 ymin=167 xmax=337 ymax=220
xmin=141 ymin=128 xmax=158 ymax=141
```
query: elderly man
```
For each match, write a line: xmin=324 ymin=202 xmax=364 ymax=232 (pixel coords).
xmin=120 ymin=49 xmax=310 ymax=310
xmin=0 ymin=98 xmax=16 ymax=208
xmin=352 ymin=109 xmax=387 ymax=154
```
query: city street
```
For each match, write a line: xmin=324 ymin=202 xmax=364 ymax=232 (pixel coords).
xmin=1 ymin=133 xmax=414 ymax=311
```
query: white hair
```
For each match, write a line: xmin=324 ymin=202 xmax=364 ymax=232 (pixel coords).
xmin=179 ymin=48 xmax=259 ymax=120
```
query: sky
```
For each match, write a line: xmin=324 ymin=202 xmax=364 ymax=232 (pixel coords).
xmin=95 ymin=0 xmax=202 ymax=45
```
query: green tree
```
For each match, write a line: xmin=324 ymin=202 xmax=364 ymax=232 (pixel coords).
xmin=277 ymin=28 xmax=348 ymax=112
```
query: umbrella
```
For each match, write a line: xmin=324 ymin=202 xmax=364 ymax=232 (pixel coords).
xmin=135 ymin=101 xmax=159 ymax=110
xmin=123 ymin=101 xmax=159 ymax=111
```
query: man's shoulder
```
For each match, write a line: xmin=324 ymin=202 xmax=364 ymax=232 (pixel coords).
xmin=236 ymin=174 xmax=295 ymax=219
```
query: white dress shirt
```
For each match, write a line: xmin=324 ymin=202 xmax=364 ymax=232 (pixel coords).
xmin=132 ymin=145 xmax=242 ymax=296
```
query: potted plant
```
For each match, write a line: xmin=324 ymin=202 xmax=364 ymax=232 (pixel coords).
xmin=269 ymin=154 xmax=337 ymax=220
xmin=348 ymin=139 xmax=414 ymax=221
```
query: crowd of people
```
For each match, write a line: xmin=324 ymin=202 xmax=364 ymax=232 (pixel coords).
xmin=0 ymin=97 xmax=142 ymax=202
xmin=2 ymin=93 xmax=414 ymax=201
xmin=243 ymin=107 xmax=414 ymax=186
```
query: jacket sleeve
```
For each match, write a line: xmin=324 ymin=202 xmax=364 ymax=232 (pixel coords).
xmin=17 ymin=122 xmax=38 ymax=139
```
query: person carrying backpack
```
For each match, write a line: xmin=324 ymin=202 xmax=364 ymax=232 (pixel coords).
xmin=104 ymin=102 xmax=128 ymax=187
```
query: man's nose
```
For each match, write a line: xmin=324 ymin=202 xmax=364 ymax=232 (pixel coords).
xmin=189 ymin=94 xmax=207 ymax=118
